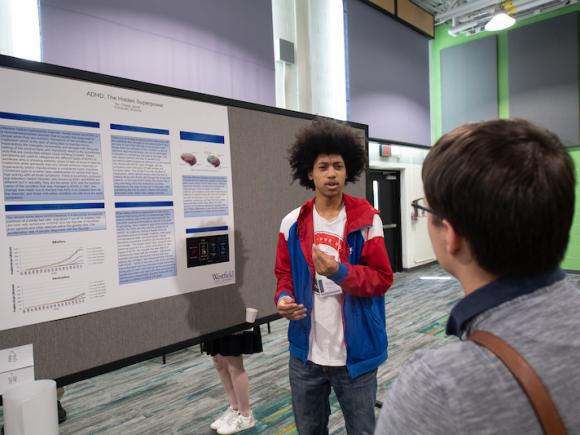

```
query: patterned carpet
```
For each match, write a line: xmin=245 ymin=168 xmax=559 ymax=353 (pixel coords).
xmin=2 ymin=265 xmax=579 ymax=434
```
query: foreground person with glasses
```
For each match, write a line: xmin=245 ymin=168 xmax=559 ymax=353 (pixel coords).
xmin=376 ymin=119 xmax=579 ymax=435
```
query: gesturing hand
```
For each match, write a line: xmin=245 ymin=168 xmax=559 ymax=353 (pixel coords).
xmin=277 ymin=296 xmax=307 ymax=320
xmin=312 ymin=244 xmax=340 ymax=277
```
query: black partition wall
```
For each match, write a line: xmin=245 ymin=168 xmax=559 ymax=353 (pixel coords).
xmin=440 ymin=37 xmax=498 ymax=134
xmin=347 ymin=0 xmax=431 ymax=146
xmin=0 ymin=55 xmax=367 ymax=386
xmin=508 ymin=13 xmax=579 ymax=146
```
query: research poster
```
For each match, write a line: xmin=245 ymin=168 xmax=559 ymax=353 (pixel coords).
xmin=0 ymin=66 xmax=236 ymax=331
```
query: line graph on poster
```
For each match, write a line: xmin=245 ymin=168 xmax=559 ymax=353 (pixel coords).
xmin=10 ymin=244 xmax=84 ymax=276
xmin=13 ymin=281 xmax=90 ymax=314
xmin=9 ymin=244 xmax=105 ymax=277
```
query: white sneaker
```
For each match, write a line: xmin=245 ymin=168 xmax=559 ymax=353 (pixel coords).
xmin=217 ymin=411 xmax=255 ymax=434
xmin=210 ymin=406 xmax=238 ymax=430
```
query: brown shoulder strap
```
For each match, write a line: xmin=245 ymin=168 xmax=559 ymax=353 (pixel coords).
xmin=468 ymin=330 xmax=567 ymax=435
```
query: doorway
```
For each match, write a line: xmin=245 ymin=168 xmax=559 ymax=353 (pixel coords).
xmin=366 ymin=170 xmax=403 ymax=272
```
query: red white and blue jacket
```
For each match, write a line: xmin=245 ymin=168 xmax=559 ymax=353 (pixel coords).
xmin=274 ymin=193 xmax=393 ymax=379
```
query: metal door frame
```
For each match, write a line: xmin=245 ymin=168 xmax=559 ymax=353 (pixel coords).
xmin=366 ymin=169 xmax=403 ymax=272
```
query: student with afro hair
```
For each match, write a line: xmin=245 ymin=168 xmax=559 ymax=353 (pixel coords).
xmin=274 ymin=118 xmax=393 ymax=434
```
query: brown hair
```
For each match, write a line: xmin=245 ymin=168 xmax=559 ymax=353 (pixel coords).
xmin=422 ymin=119 xmax=575 ymax=276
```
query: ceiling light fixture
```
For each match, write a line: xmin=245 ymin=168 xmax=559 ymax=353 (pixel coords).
xmin=484 ymin=10 xmax=516 ymax=31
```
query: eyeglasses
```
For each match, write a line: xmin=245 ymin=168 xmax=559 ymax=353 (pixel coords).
xmin=411 ymin=198 xmax=436 ymax=217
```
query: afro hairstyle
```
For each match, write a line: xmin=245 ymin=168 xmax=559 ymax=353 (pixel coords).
xmin=288 ymin=118 xmax=366 ymax=190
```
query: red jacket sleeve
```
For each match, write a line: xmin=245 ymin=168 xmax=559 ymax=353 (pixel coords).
xmin=274 ymin=232 xmax=295 ymax=304
xmin=339 ymin=236 xmax=393 ymax=297
xmin=329 ymin=214 xmax=393 ymax=297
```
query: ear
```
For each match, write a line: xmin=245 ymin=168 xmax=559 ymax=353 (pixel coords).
xmin=441 ymin=219 xmax=463 ymax=256
xmin=308 ymin=170 xmax=313 ymax=180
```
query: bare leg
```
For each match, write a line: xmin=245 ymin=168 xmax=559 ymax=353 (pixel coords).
xmin=225 ymin=355 xmax=251 ymax=416
xmin=213 ymin=354 xmax=238 ymax=410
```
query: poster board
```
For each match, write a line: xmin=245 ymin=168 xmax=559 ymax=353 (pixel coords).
xmin=0 ymin=55 xmax=367 ymax=384
xmin=0 ymin=64 xmax=236 ymax=331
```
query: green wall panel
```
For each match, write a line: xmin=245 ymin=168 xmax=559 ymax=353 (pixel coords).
xmin=562 ymin=147 xmax=580 ymax=271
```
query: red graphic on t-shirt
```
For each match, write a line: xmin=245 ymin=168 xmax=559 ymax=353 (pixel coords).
xmin=314 ymin=232 xmax=344 ymax=253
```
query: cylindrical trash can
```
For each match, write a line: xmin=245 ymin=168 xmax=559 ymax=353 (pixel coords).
xmin=3 ymin=379 xmax=59 ymax=435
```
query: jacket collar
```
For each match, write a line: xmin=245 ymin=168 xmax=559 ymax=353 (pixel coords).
xmin=446 ymin=268 xmax=566 ymax=338
xmin=297 ymin=193 xmax=377 ymax=235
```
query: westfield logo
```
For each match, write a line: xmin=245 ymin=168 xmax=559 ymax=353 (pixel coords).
xmin=212 ymin=270 xmax=234 ymax=281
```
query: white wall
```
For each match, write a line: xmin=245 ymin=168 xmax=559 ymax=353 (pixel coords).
xmin=0 ymin=0 xmax=41 ymax=61
xmin=369 ymin=142 xmax=435 ymax=269
xmin=272 ymin=0 xmax=347 ymax=120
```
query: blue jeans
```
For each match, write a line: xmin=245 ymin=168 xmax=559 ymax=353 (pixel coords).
xmin=289 ymin=356 xmax=377 ymax=435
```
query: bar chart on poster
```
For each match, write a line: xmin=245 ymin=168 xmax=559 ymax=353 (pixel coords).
xmin=0 ymin=65 xmax=236 ymax=331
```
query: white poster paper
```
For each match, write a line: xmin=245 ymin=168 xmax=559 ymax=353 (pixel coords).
xmin=0 ymin=66 xmax=236 ymax=331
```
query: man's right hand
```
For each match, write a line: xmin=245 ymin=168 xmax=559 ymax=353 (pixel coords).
xmin=277 ymin=296 xmax=307 ymax=320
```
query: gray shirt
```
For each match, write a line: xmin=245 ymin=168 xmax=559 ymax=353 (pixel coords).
xmin=375 ymin=275 xmax=580 ymax=434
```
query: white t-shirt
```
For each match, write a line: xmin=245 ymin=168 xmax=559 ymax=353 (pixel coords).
xmin=308 ymin=206 xmax=347 ymax=366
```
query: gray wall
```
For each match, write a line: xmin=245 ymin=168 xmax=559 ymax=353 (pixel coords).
xmin=40 ymin=0 xmax=276 ymax=106
xmin=347 ymin=0 xmax=431 ymax=145
xmin=441 ymin=37 xmax=498 ymax=134
xmin=508 ymin=13 xmax=579 ymax=146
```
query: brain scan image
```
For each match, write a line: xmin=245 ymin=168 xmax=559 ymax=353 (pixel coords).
xmin=181 ymin=153 xmax=197 ymax=166
xmin=207 ymin=155 xmax=221 ymax=167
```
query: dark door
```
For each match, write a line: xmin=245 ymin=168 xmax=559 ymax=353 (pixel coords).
xmin=366 ymin=170 xmax=403 ymax=272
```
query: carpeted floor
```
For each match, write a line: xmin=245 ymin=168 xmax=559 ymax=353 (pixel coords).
xmin=2 ymin=265 xmax=579 ymax=434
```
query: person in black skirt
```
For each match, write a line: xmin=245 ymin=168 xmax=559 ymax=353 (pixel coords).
xmin=201 ymin=325 xmax=263 ymax=434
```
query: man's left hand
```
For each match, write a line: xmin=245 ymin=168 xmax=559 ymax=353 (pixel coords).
xmin=312 ymin=244 xmax=340 ymax=277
